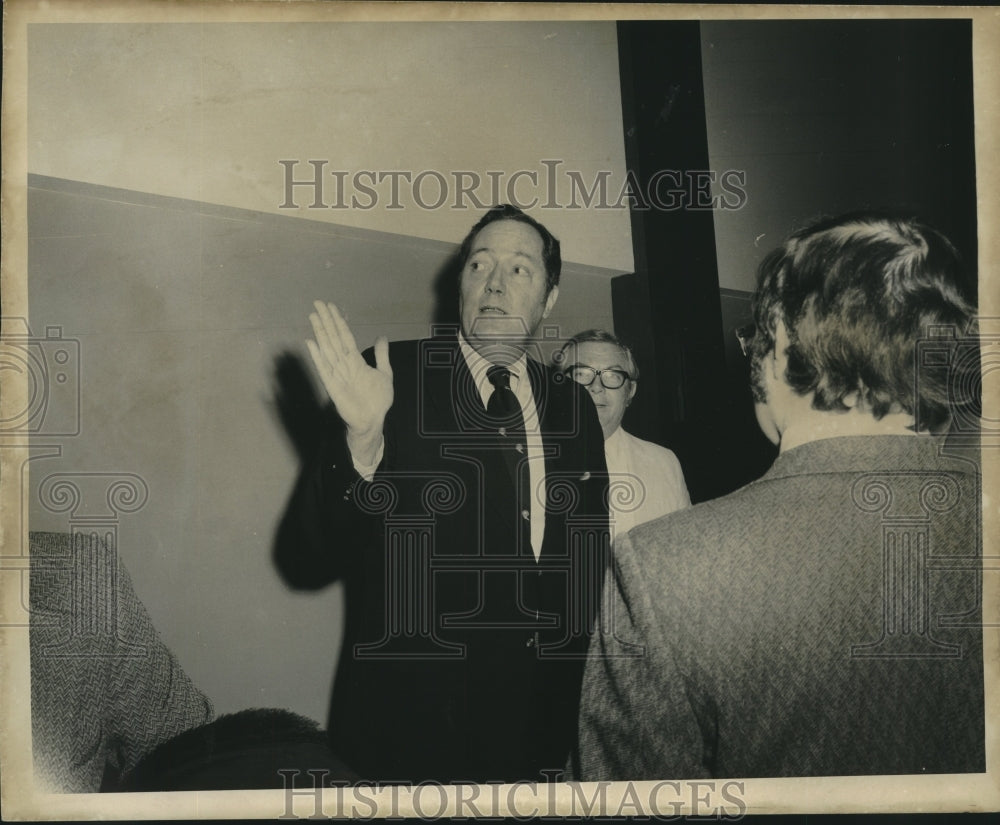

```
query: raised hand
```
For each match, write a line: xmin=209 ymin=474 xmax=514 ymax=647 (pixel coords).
xmin=307 ymin=301 xmax=393 ymax=466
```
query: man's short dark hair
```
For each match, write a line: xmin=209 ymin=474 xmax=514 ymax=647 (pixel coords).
xmin=458 ymin=204 xmax=562 ymax=293
xmin=750 ymin=212 xmax=977 ymax=432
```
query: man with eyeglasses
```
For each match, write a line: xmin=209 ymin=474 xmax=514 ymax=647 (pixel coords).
xmin=575 ymin=212 xmax=984 ymax=780
xmin=557 ymin=330 xmax=689 ymax=539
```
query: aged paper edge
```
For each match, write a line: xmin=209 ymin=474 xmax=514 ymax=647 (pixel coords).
xmin=1 ymin=0 xmax=997 ymax=819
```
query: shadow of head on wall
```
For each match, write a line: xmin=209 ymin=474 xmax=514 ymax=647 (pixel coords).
xmin=432 ymin=249 xmax=464 ymax=328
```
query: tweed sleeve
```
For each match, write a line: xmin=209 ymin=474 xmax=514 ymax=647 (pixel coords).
xmin=103 ymin=558 xmax=214 ymax=776
xmin=31 ymin=532 xmax=212 ymax=791
xmin=575 ymin=532 xmax=709 ymax=781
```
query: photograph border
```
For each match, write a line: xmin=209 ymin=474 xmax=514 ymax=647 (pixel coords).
xmin=2 ymin=1 xmax=997 ymax=819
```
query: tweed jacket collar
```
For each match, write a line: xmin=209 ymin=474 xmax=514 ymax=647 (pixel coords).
xmin=762 ymin=434 xmax=976 ymax=482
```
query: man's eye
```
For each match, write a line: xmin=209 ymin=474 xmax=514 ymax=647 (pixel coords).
xmin=513 ymin=265 xmax=530 ymax=276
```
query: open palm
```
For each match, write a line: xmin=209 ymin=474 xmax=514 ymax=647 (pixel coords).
xmin=307 ymin=301 xmax=393 ymax=447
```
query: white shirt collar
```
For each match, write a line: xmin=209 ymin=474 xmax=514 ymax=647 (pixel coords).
xmin=458 ymin=330 xmax=528 ymax=400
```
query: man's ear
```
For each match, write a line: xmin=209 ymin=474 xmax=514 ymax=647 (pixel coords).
xmin=626 ymin=380 xmax=638 ymax=406
xmin=542 ymin=285 xmax=559 ymax=319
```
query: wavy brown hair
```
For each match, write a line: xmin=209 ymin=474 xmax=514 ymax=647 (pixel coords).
xmin=750 ymin=212 xmax=977 ymax=432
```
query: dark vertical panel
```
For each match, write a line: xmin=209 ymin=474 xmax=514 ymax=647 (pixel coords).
xmin=616 ymin=21 xmax=736 ymax=503
xmin=883 ymin=19 xmax=978 ymax=295
xmin=611 ymin=272 xmax=660 ymax=444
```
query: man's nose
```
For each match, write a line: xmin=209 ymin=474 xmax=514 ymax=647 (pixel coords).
xmin=588 ymin=380 xmax=605 ymax=395
xmin=484 ymin=266 xmax=505 ymax=293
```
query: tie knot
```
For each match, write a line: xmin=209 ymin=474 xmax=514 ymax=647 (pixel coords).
xmin=487 ymin=365 xmax=512 ymax=392
xmin=485 ymin=365 xmax=522 ymax=426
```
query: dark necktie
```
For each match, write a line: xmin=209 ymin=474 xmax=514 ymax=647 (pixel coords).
xmin=486 ymin=365 xmax=528 ymax=510
xmin=486 ymin=366 xmax=524 ymax=432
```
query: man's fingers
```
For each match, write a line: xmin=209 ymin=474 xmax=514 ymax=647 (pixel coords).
xmin=310 ymin=301 xmax=368 ymax=363
xmin=305 ymin=338 xmax=320 ymax=370
xmin=306 ymin=339 xmax=334 ymax=387
xmin=326 ymin=302 xmax=361 ymax=357
xmin=313 ymin=300 xmax=361 ymax=360
xmin=309 ymin=308 xmax=341 ymax=367
xmin=311 ymin=301 xmax=346 ymax=359
xmin=373 ymin=336 xmax=392 ymax=377
xmin=307 ymin=305 xmax=391 ymax=437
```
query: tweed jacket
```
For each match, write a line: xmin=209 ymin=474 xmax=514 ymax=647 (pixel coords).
xmin=576 ymin=435 xmax=985 ymax=780
xmin=30 ymin=532 xmax=213 ymax=792
xmin=281 ymin=335 xmax=610 ymax=783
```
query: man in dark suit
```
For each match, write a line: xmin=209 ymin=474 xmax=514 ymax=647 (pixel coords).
xmin=576 ymin=212 xmax=985 ymax=779
xmin=281 ymin=205 xmax=609 ymax=783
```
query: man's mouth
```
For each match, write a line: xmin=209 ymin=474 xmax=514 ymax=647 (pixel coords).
xmin=479 ymin=306 xmax=507 ymax=315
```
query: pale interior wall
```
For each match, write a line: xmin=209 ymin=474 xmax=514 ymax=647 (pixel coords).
xmin=28 ymin=21 xmax=633 ymax=274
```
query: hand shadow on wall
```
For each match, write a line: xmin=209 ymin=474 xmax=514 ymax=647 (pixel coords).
xmin=270 ymin=350 xmax=343 ymax=589
xmin=271 ymin=351 xmax=332 ymax=465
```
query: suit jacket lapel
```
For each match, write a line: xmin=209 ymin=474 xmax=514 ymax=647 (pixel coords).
xmin=525 ymin=357 xmax=550 ymax=424
xmin=526 ymin=356 xmax=557 ymax=482
xmin=416 ymin=334 xmax=480 ymax=435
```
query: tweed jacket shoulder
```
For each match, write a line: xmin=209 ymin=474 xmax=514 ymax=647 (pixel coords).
xmin=30 ymin=532 xmax=213 ymax=792
xmin=576 ymin=435 xmax=985 ymax=780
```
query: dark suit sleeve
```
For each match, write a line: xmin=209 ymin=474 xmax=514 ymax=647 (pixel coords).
xmin=274 ymin=349 xmax=385 ymax=590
